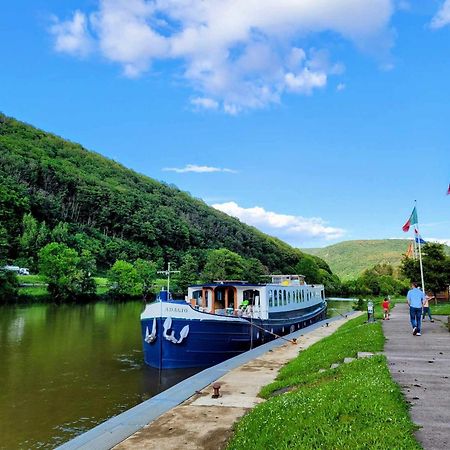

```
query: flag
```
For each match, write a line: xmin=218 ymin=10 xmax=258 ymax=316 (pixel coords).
xmin=402 ymin=207 xmax=418 ymax=232
xmin=405 ymin=242 xmax=414 ymax=258
xmin=447 ymin=184 xmax=450 ymax=195
xmin=414 ymin=228 xmax=426 ymax=244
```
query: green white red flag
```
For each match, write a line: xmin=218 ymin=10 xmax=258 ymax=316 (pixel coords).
xmin=402 ymin=207 xmax=418 ymax=232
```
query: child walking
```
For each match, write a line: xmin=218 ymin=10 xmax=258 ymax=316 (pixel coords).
xmin=422 ymin=294 xmax=435 ymax=322
xmin=382 ymin=297 xmax=390 ymax=320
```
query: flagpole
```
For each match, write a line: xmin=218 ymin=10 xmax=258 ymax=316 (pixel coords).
xmin=415 ymin=200 xmax=426 ymax=294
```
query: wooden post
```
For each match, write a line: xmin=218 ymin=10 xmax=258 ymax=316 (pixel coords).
xmin=202 ymin=288 xmax=206 ymax=309
xmin=211 ymin=288 xmax=216 ymax=314
xmin=225 ymin=288 xmax=229 ymax=311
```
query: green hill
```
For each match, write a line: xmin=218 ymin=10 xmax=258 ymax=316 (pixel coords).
xmin=0 ymin=113 xmax=331 ymax=277
xmin=302 ymin=239 xmax=450 ymax=280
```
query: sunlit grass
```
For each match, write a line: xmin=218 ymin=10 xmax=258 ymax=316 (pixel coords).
xmin=431 ymin=302 xmax=450 ymax=315
xmin=17 ymin=274 xmax=45 ymax=284
xmin=228 ymin=315 xmax=420 ymax=450
xmin=259 ymin=315 xmax=384 ymax=398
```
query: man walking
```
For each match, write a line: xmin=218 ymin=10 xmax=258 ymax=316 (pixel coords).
xmin=407 ymin=282 xmax=425 ymax=336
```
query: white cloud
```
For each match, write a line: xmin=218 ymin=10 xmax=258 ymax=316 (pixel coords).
xmin=284 ymin=69 xmax=327 ymax=94
xmin=427 ymin=238 xmax=450 ymax=246
xmin=212 ymin=201 xmax=345 ymax=246
xmin=163 ymin=164 xmax=237 ymax=173
xmin=50 ymin=10 xmax=93 ymax=56
xmin=50 ymin=0 xmax=395 ymax=112
xmin=190 ymin=97 xmax=219 ymax=111
xmin=337 ymin=83 xmax=346 ymax=91
xmin=431 ymin=1 xmax=450 ymax=29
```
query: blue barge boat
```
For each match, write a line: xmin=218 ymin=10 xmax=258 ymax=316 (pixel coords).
xmin=141 ymin=275 xmax=326 ymax=369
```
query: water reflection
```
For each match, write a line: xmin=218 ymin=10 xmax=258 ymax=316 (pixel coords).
xmin=0 ymin=298 xmax=354 ymax=449
xmin=326 ymin=299 xmax=355 ymax=319
xmin=0 ymin=301 xmax=199 ymax=450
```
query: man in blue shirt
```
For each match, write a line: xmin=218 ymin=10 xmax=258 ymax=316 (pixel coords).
xmin=407 ymin=282 xmax=425 ymax=336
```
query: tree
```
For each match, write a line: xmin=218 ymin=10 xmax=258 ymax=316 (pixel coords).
xmin=19 ymin=213 xmax=49 ymax=269
xmin=320 ymin=270 xmax=342 ymax=296
xmin=39 ymin=242 xmax=96 ymax=301
xmin=401 ymin=243 xmax=450 ymax=296
xmin=294 ymin=255 xmax=321 ymax=284
xmin=134 ymin=258 xmax=158 ymax=299
xmin=0 ymin=225 xmax=9 ymax=263
xmin=0 ymin=269 xmax=18 ymax=303
xmin=176 ymin=253 xmax=199 ymax=293
xmin=51 ymin=222 xmax=71 ymax=245
xmin=242 ymin=258 xmax=267 ymax=284
xmin=108 ymin=260 xmax=140 ymax=298
xmin=202 ymin=248 xmax=245 ymax=282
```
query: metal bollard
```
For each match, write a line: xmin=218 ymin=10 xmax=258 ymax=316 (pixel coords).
xmin=367 ymin=301 xmax=375 ymax=323
xmin=212 ymin=382 xmax=221 ymax=398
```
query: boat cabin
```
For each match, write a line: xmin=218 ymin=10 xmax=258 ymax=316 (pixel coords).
xmin=186 ymin=275 xmax=325 ymax=320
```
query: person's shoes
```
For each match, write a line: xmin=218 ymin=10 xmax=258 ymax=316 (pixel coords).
xmin=431 ymin=320 xmax=435 ymax=323
xmin=417 ymin=332 xmax=421 ymax=336
xmin=413 ymin=327 xmax=417 ymax=335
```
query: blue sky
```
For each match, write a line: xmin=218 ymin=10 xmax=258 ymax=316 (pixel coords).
xmin=1 ymin=0 xmax=449 ymax=248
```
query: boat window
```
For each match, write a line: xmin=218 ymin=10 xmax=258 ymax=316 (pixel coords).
xmin=283 ymin=290 xmax=287 ymax=305
xmin=279 ymin=290 xmax=283 ymax=306
xmin=269 ymin=290 xmax=273 ymax=307
xmin=274 ymin=289 xmax=277 ymax=306
xmin=288 ymin=291 xmax=291 ymax=303
xmin=301 ymin=290 xmax=304 ymax=302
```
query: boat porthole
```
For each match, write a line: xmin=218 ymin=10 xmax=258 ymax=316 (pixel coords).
xmin=256 ymin=332 xmax=259 ymax=339
xmin=271 ymin=328 xmax=273 ymax=333
xmin=282 ymin=327 xmax=284 ymax=333
xmin=290 ymin=325 xmax=295 ymax=333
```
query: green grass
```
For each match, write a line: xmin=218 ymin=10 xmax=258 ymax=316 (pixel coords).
xmin=17 ymin=274 xmax=45 ymax=284
xmin=18 ymin=285 xmax=49 ymax=299
xmin=260 ymin=315 xmax=384 ymax=398
xmin=431 ymin=302 xmax=450 ymax=315
xmin=228 ymin=315 xmax=420 ymax=450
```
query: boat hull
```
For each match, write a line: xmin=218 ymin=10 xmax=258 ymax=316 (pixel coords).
xmin=141 ymin=302 xmax=327 ymax=369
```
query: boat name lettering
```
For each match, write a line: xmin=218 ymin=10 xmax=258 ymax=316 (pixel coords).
xmin=165 ymin=307 xmax=189 ymax=313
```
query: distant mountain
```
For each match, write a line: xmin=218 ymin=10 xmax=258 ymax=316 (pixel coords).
xmin=303 ymin=239 xmax=450 ymax=280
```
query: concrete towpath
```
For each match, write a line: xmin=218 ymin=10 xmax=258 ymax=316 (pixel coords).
xmin=114 ymin=312 xmax=362 ymax=450
xmin=383 ymin=303 xmax=450 ymax=450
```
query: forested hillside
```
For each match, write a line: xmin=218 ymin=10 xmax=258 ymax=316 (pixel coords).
xmin=304 ymin=239 xmax=450 ymax=279
xmin=0 ymin=113 xmax=333 ymax=283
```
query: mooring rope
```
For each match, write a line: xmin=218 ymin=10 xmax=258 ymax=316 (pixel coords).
xmin=328 ymin=307 xmax=348 ymax=319
xmin=248 ymin=320 xmax=298 ymax=344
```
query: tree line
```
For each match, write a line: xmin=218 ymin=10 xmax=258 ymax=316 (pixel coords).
xmin=0 ymin=113 xmax=337 ymax=303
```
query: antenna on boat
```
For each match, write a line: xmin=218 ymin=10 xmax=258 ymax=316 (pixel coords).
xmin=157 ymin=262 xmax=180 ymax=294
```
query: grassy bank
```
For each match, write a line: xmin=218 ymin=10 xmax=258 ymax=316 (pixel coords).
xmin=13 ymin=275 xmax=170 ymax=303
xmin=228 ymin=315 xmax=420 ymax=450
xmin=431 ymin=302 xmax=450 ymax=315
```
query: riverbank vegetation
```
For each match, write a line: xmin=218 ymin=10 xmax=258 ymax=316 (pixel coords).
xmin=227 ymin=315 xmax=420 ymax=449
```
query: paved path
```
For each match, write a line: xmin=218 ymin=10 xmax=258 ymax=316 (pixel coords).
xmin=114 ymin=313 xmax=362 ymax=450
xmin=383 ymin=303 xmax=450 ymax=450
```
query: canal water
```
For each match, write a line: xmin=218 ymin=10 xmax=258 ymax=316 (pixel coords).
xmin=0 ymin=299 xmax=354 ymax=449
